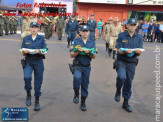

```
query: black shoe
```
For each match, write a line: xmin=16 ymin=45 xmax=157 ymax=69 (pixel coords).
xmin=67 ymin=45 xmax=70 ymax=48
xmin=25 ymin=91 xmax=31 ymax=106
xmin=106 ymin=43 xmax=109 ymax=52
xmin=73 ymin=96 xmax=79 ymax=104
xmin=122 ymin=99 xmax=132 ymax=112
xmin=81 ymin=103 xmax=87 ymax=111
xmin=34 ymin=97 xmax=40 ymax=111
xmin=25 ymin=96 xmax=31 ymax=106
xmin=108 ymin=49 xmax=112 ymax=57
xmin=73 ymin=89 xmax=79 ymax=104
xmin=113 ymin=50 xmax=116 ymax=59
xmin=115 ymin=89 xmax=121 ymax=102
xmin=34 ymin=102 xmax=40 ymax=111
xmin=81 ymin=96 xmax=87 ymax=111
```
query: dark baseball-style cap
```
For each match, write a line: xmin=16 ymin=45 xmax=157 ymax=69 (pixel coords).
xmin=127 ymin=18 xmax=137 ymax=25
xmin=30 ymin=22 xmax=39 ymax=27
xmin=81 ymin=25 xmax=89 ymax=31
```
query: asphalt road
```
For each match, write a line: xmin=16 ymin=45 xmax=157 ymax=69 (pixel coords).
xmin=0 ymin=34 xmax=162 ymax=122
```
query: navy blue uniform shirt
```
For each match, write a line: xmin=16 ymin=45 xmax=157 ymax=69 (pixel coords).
xmin=86 ymin=20 xmax=97 ymax=32
xmin=65 ymin=20 xmax=79 ymax=34
xmin=21 ymin=34 xmax=47 ymax=49
xmin=70 ymin=38 xmax=96 ymax=65
xmin=116 ymin=31 xmax=143 ymax=61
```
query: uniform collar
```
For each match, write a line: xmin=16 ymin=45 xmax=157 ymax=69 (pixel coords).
xmin=80 ymin=38 xmax=91 ymax=43
xmin=29 ymin=34 xmax=40 ymax=41
xmin=124 ymin=30 xmax=137 ymax=37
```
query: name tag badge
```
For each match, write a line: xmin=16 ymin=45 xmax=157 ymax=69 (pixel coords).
xmin=25 ymin=42 xmax=31 ymax=45
xmin=122 ymin=40 xmax=128 ymax=43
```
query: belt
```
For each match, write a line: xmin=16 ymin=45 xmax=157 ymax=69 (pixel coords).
xmin=25 ymin=54 xmax=45 ymax=60
xmin=79 ymin=63 xmax=90 ymax=67
xmin=90 ymin=31 xmax=95 ymax=32
xmin=119 ymin=59 xmax=138 ymax=64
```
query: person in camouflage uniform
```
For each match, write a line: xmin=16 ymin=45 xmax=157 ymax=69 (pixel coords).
xmin=13 ymin=16 xmax=18 ymax=34
xmin=49 ymin=15 xmax=55 ymax=38
xmin=42 ymin=15 xmax=51 ymax=39
xmin=20 ymin=10 xmax=26 ymax=33
xmin=21 ymin=16 xmax=31 ymax=41
xmin=56 ymin=16 xmax=65 ymax=40
xmin=9 ymin=14 xmax=14 ymax=34
xmin=0 ymin=11 xmax=4 ymax=36
xmin=4 ymin=10 xmax=9 ymax=35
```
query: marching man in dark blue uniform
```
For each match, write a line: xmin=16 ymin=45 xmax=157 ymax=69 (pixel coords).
xmin=86 ymin=14 xmax=97 ymax=41
xmin=70 ymin=25 xmax=97 ymax=111
xmin=114 ymin=18 xmax=144 ymax=112
xmin=65 ymin=15 xmax=79 ymax=48
xmin=20 ymin=22 xmax=47 ymax=111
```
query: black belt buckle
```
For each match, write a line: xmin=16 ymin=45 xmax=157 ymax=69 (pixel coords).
xmin=80 ymin=63 xmax=90 ymax=67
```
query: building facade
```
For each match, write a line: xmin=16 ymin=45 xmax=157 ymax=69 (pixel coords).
xmin=77 ymin=0 xmax=163 ymax=22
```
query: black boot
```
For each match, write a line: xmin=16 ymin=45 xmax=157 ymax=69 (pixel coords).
xmin=114 ymin=89 xmax=121 ymax=102
xmin=113 ymin=50 xmax=116 ymax=59
xmin=81 ymin=96 xmax=87 ymax=111
xmin=108 ymin=49 xmax=112 ymax=57
xmin=122 ymin=98 xmax=132 ymax=112
xmin=25 ymin=91 xmax=31 ymax=106
xmin=105 ymin=43 xmax=109 ymax=51
xmin=67 ymin=40 xmax=70 ymax=48
xmin=73 ymin=89 xmax=79 ymax=104
xmin=34 ymin=97 xmax=40 ymax=111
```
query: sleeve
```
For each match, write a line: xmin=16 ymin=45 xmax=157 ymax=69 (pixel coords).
xmin=104 ymin=25 xmax=107 ymax=36
xmin=94 ymin=42 xmax=97 ymax=53
xmin=95 ymin=21 xmax=97 ymax=28
xmin=22 ymin=20 xmax=25 ymax=32
xmin=76 ymin=21 xmax=79 ymax=34
xmin=69 ymin=40 xmax=76 ymax=52
xmin=138 ymin=36 xmax=143 ymax=48
xmin=21 ymin=37 xmax=26 ymax=48
xmin=142 ymin=25 xmax=144 ymax=29
xmin=65 ymin=22 xmax=68 ymax=34
xmin=90 ymin=42 xmax=97 ymax=55
xmin=115 ymin=34 xmax=123 ymax=49
xmin=120 ymin=26 xmax=123 ymax=32
xmin=86 ymin=20 xmax=88 ymax=26
xmin=42 ymin=37 xmax=47 ymax=49
xmin=107 ymin=26 xmax=111 ymax=40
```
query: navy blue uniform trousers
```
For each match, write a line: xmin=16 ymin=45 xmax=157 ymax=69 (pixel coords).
xmin=73 ymin=66 xmax=91 ymax=98
xmin=116 ymin=60 xmax=136 ymax=100
xmin=23 ymin=59 xmax=44 ymax=97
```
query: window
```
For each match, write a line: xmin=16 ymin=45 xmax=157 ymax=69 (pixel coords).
xmin=128 ymin=0 xmax=133 ymax=4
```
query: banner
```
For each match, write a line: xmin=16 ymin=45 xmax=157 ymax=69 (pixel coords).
xmin=78 ymin=0 xmax=126 ymax=4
